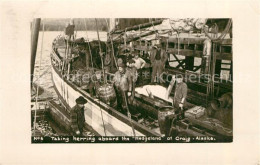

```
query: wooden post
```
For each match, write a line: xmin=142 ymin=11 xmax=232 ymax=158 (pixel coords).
xmin=215 ymin=59 xmax=222 ymax=76
xmin=185 ymin=56 xmax=194 ymax=71
xmin=85 ymin=48 xmax=90 ymax=69
xmin=31 ymin=18 xmax=41 ymax=86
xmin=230 ymin=61 xmax=233 ymax=81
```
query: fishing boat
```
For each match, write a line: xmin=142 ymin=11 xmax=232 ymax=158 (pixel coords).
xmin=48 ymin=18 xmax=233 ymax=140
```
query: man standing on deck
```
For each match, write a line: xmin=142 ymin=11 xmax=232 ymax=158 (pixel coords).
xmin=164 ymin=74 xmax=188 ymax=136
xmin=131 ymin=51 xmax=146 ymax=85
xmin=65 ymin=19 xmax=75 ymax=41
xmin=173 ymin=74 xmax=188 ymax=111
xmin=70 ymin=96 xmax=87 ymax=136
xmin=88 ymin=71 xmax=103 ymax=97
xmin=132 ymin=51 xmax=146 ymax=70
xmin=113 ymin=60 xmax=133 ymax=115
xmin=127 ymin=59 xmax=138 ymax=99
xmin=150 ymin=44 xmax=168 ymax=83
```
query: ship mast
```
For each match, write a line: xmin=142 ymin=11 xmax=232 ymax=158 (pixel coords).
xmin=95 ymin=18 xmax=106 ymax=83
xmin=31 ymin=18 xmax=41 ymax=87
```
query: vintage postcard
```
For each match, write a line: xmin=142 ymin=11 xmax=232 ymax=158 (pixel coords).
xmin=0 ymin=1 xmax=259 ymax=164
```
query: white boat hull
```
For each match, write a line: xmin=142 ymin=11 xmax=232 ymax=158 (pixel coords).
xmin=51 ymin=66 xmax=144 ymax=136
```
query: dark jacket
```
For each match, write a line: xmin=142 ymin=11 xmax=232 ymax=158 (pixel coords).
xmin=173 ymin=82 xmax=188 ymax=106
xmin=70 ymin=104 xmax=85 ymax=133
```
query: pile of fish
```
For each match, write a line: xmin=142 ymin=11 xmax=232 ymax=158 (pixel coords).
xmin=82 ymin=130 xmax=95 ymax=136
xmin=139 ymin=117 xmax=159 ymax=129
xmin=32 ymin=120 xmax=58 ymax=136
xmin=135 ymin=85 xmax=173 ymax=103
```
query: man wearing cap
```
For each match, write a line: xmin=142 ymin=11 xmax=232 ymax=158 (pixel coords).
xmin=150 ymin=44 xmax=168 ymax=83
xmin=113 ymin=60 xmax=133 ymax=114
xmin=173 ymin=74 xmax=188 ymax=110
xmin=164 ymin=74 xmax=187 ymax=136
xmin=70 ymin=96 xmax=88 ymax=135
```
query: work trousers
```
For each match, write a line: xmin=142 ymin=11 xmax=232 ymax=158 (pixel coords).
xmin=136 ymin=69 xmax=143 ymax=85
xmin=71 ymin=124 xmax=84 ymax=136
xmin=114 ymin=87 xmax=128 ymax=114
xmin=151 ymin=60 xmax=163 ymax=83
xmin=164 ymin=103 xmax=184 ymax=136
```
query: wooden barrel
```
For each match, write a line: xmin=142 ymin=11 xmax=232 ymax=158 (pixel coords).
xmin=158 ymin=106 xmax=175 ymax=134
xmin=97 ymin=84 xmax=117 ymax=107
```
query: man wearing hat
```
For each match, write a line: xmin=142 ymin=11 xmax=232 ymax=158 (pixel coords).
xmin=70 ymin=96 xmax=88 ymax=135
xmin=150 ymin=44 xmax=168 ymax=83
xmin=113 ymin=59 xmax=133 ymax=114
xmin=164 ymin=74 xmax=187 ymax=136
xmin=173 ymin=74 xmax=187 ymax=110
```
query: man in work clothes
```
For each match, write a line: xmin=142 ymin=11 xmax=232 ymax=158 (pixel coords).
xmin=70 ymin=96 xmax=87 ymax=136
xmin=201 ymin=37 xmax=212 ymax=74
xmin=164 ymin=74 xmax=188 ymax=136
xmin=65 ymin=19 xmax=75 ymax=41
xmin=132 ymin=51 xmax=146 ymax=85
xmin=88 ymin=71 xmax=103 ymax=97
xmin=173 ymin=74 xmax=188 ymax=111
xmin=113 ymin=61 xmax=133 ymax=115
xmin=150 ymin=44 xmax=168 ymax=83
xmin=127 ymin=59 xmax=138 ymax=100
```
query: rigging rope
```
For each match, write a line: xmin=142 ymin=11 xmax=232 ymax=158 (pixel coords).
xmin=139 ymin=25 xmax=142 ymax=46
xmin=105 ymin=19 xmax=118 ymax=69
xmin=84 ymin=18 xmax=107 ymax=136
xmin=95 ymin=19 xmax=106 ymax=83
xmin=203 ymin=19 xmax=232 ymax=41
xmin=84 ymin=19 xmax=94 ymax=69
xmin=95 ymin=18 xmax=108 ymax=136
xmin=124 ymin=29 xmax=127 ymax=50
xmin=33 ymin=23 xmax=45 ymax=136
xmin=107 ymin=20 xmax=136 ymax=137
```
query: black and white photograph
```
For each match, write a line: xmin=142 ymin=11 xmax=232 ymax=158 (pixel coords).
xmin=1 ymin=1 xmax=260 ymax=164
xmin=31 ymin=18 xmax=233 ymax=143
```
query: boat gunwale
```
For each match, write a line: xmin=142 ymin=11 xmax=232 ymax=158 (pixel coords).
xmin=50 ymin=47 xmax=161 ymax=136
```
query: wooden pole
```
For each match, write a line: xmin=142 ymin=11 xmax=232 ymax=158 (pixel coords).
xmin=105 ymin=19 xmax=118 ymax=69
xmin=31 ymin=18 xmax=41 ymax=86
xmin=112 ymin=19 xmax=163 ymax=34
xmin=95 ymin=18 xmax=106 ymax=83
xmin=123 ymin=92 xmax=136 ymax=137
